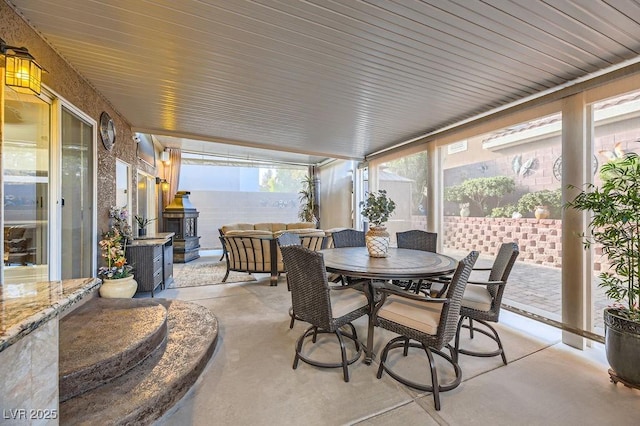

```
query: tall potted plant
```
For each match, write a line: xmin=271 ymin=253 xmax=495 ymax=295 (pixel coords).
xmin=298 ymin=175 xmax=318 ymax=226
xmin=360 ymin=190 xmax=396 ymax=257
xmin=566 ymin=153 xmax=640 ymax=387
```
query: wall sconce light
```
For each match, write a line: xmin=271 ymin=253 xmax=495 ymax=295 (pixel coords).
xmin=160 ymin=151 xmax=170 ymax=163
xmin=1 ymin=37 xmax=44 ymax=95
xmin=156 ymin=177 xmax=169 ymax=191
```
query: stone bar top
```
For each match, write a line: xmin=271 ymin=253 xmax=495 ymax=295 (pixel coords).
xmin=0 ymin=277 xmax=100 ymax=353
xmin=128 ymin=231 xmax=174 ymax=247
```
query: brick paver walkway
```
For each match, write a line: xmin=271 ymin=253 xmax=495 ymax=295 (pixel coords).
xmin=442 ymin=248 xmax=609 ymax=334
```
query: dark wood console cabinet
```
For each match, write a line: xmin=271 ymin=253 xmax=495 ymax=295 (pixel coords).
xmin=126 ymin=233 xmax=174 ymax=297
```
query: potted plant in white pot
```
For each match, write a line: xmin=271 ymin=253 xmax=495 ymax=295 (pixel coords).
xmin=566 ymin=153 xmax=640 ymax=388
xmin=360 ymin=189 xmax=396 ymax=257
xmin=98 ymin=227 xmax=137 ymax=298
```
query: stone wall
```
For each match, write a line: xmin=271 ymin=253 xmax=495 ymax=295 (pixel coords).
xmin=442 ymin=216 xmax=563 ymax=268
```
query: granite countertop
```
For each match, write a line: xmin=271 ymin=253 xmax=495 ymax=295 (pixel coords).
xmin=0 ymin=278 xmax=101 ymax=353
xmin=127 ymin=232 xmax=175 ymax=247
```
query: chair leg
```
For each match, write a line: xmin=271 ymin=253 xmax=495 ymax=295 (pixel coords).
xmin=346 ymin=323 xmax=361 ymax=352
xmin=335 ymin=330 xmax=350 ymax=382
xmin=289 ymin=306 xmax=296 ymax=329
xmin=453 ymin=315 xmax=465 ymax=364
xmin=377 ymin=336 xmax=460 ymax=411
xmin=376 ymin=336 xmax=396 ymax=379
xmin=293 ymin=324 xmax=362 ymax=380
xmin=424 ymin=345 xmax=441 ymax=411
xmin=403 ymin=337 xmax=410 ymax=356
xmin=469 ymin=318 xmax=474 ymax=339
xmin=457 ymin=317 xmax=507 ymax=365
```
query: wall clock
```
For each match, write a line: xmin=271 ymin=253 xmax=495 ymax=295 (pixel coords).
xmin=99 ymin=111 xmax=116 ymax=151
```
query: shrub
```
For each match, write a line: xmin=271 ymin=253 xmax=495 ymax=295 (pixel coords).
xmin=516 ymin=189 xmax=562 ymax=218
xmin=444 ymin=176 xmax=516 ymax=216
xmin=490 ymin=204 xmax=519 ymax=218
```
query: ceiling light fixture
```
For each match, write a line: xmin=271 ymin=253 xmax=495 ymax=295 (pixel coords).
xmin=1 ymin=37 xmax=44 ymax=95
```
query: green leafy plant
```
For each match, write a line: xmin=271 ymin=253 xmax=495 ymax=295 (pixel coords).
xmin=298 ymin=175 xmax=318 ymax=225
xmin=360 ymin=190 xmax=396 ymax=227
xmin=566 ymin=153 xmax=640 ymax=320
xmin=444 ymin=176 xmax=515 ymax=216
xmin=490 ymin=204 xmax=519 ymax=218
xmin=517 ymin=189 xmax=562 ymax=218
xmin=134 ymin=215 xmax=156 ymax=229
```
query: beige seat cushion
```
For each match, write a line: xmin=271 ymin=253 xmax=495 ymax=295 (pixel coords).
xmin=461 ymin=285 xmax=493 ymax=311
xmin=221 ymin=223 xmax=256 ymax=233
xmin=377 ymin=295 xmax=443 ymax=335
xmin=330 ymin=288 xmax=369 ymax=318
xmin=286 ymin=222 xmax=316 ymax=230
xmin=224 ymin=230 xmax=273 ymax=238
xmin=255 ymin=223 xmax=287 ymax=232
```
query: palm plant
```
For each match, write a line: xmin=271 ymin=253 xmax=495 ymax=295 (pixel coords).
xmin=566 ymin=153 xmax=640 ymax=320
xmin=298 ymin=175 xmax=318 ymax=225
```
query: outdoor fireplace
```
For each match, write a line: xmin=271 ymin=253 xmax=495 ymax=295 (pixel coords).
xmin=163 ymin=191 xmax=200 ymax=263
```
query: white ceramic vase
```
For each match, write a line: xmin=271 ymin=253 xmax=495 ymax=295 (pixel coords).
xmin=99 ymin=275 xmax=138 ymax=298
xmin=365 ymin=226 xmax=390 ymax=258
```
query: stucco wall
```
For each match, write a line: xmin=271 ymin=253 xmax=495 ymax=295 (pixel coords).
xmin=0 ymin=1 xmax=158 ymax=226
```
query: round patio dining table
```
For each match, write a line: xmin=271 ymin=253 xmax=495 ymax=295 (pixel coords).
xmin=319 ymin=246 xmax=458 ymax=363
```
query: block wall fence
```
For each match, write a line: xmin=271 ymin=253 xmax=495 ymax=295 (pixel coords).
xmin=411 ymin=216 xmax=609 ymax=272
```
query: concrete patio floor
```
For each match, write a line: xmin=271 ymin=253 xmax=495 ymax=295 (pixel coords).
xmin=147 ymin=255 xmax=639 ymax=425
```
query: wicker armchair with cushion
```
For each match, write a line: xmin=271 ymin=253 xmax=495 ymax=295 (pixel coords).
xmin=454 ymin=242 xmax=519 ymax=365
xmin=280 ymin=244 xmax=371 ymax=382
xmin=220 ymin=222 xmax=325 ymax=286
xmin=395 ymin=230 xmax=438 ymax=292
xmin=373 ymin=251 xmax=478 ymax=410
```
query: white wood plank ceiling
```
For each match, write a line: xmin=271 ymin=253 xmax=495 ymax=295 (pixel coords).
xmin=7 ymin=0 xmax=640 ymax=163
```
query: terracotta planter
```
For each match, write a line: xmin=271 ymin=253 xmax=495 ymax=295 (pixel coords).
xmin=534 ymin=205 xmax=550 ymax=219
xmin=604 ymin=308 xmax=640 ymax=387
xmin=99 ymin=275 xmax=138 ymax=298
xmin=366 ymin=226 xmax=390 ymax=258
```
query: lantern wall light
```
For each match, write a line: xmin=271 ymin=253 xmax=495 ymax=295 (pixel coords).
xmin=1 ymin=37 xmax=44 ymax=95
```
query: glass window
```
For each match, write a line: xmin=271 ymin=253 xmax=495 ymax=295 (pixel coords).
xmin=440 ymin=112 xmax=563 ymax=324
xmin=61 ymin=106 xmax=94 ymax=279
xmin=376 ymin=151 xmax=429 ymax=246
xmin=589 ymin=90 xmax=640 ymax=336
xmin=3 ymin=92 xmax=50 ymax=283
xmin=179 ymin=153 xmax=309 ymax=249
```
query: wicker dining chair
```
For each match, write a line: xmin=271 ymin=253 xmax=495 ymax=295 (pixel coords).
xmin=331 ymin=229 xmax=365 ymax=248
xmin=277 ymin=233 xmax=303 ymax=329
xmin=330 ymin=229 xmax=367 ymax=285
xmin=454 ymin=242 xmax=519 ymax=365
xmin=373 ymin=251 xmax=478 ymax=411
xmin=280 ymin=244 xmax=371 ymax=382
xmin=395 ymin=230 xmax=438 ymax=292
xmin=396 ymin=230 xmax=437 ymax=252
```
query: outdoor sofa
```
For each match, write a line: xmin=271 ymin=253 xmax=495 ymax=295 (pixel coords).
xmin=220 ymin=222 xmax=326 ymax=285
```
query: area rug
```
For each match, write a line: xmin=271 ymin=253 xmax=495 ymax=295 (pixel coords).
xmin=169 ymin=261 xmax=256 ymax=289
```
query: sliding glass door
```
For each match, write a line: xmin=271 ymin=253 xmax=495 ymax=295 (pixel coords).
xmin=60 ymin=106 xmax=94 ymax=279
xmin=3 ymin=92 xmax=50 ymax=283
